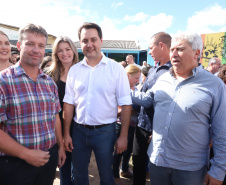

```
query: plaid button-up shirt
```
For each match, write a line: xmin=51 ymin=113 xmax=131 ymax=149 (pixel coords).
xmin=0 ymin=62 xmax=61 ymax=156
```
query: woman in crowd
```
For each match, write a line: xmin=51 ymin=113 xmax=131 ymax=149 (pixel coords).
xmin=46 ymin=36 xmax=78 ymax=185
xmin=113 ymin=64 xmax=141 ymax=185
xmin=216 ymin=64 xmax=226 ymax=185
xmin=218 ymin=64 xmax=226 ymax=84
xmin=40 ymin=56 xmax=52 ymax=71
xmin=137 ymin=66 xmax=149 ymax=91
xmin=0 ymin=31 xmax=14 ymax=72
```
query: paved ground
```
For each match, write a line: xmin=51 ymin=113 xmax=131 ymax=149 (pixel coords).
xmin=54 ymin=152 xmax=150 ymax=185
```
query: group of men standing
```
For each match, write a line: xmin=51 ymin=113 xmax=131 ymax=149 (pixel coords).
xmin=0 ymin=22 xmax=226 ymax=185
xmin=132 ymin=33 xmax=226 ymax=185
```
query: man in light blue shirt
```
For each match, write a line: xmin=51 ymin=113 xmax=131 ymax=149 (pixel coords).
xmin=132 ymin=33 xmax=226 ymax=185
xmin=132 ymin=32 xmax=172 ymax=185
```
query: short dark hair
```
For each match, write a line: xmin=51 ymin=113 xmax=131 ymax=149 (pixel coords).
xmin=40 ymin=56 xmax=52 ymax=71
xmin=151 ymin=32 xmax=172 ymax=49
xmin=78 ymin=22 xmax=102 ymax=40
xmin=126 ymin=54 xmax=134 ymax=59
xmin=11 ymin=51 xmax=19 ymax=55
xmin=18 ymin=23 xmax=48 ymax=44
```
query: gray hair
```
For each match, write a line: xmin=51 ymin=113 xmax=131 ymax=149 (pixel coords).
xmin=208 ymin=57 xmax=218 ymax=66
xmin=172 ymin=32 xmax=203 ymax=58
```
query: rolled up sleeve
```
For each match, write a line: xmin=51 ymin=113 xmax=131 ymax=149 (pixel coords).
xmin=63 ymin=71 xmax=76 ymax=105
xmin=116 ymin=66 xmax=132 ymax=106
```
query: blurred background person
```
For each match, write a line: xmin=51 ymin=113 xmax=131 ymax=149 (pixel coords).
xmin=113 ymin=64 xmax=141 ymax=185
xmin=10 ymin=51 xmax=19 ymax=64
xmin=0 ymin=30 xmax=14 ymax=71
xmin=40 ymin=56 xmax=52 ymax=71
xmin=120 ymin=61 xmax=127 ymax=68
xmin=218 ymin=64 xmax=226 ymax=84
xmin=126 ymin=55 xmax=142 ymax=82
xmin=16 ymin=55 xmax=20 ymax=63
xmin=141 ymin=61 xmax=147 ymax=69
xmin=137 ymin=66 xmax=149 ymax=91
xmin=46 ymin=36 xmax=79 ymax=185
xmin=206 ymin=57 xmax=222 ymax=75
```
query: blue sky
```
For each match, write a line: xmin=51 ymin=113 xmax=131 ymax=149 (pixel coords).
xmin=1 ymin=0 xmax=226 ymax=48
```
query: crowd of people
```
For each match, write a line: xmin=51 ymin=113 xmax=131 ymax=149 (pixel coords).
xmin=0 ymin=22 xmax=226 ymax=185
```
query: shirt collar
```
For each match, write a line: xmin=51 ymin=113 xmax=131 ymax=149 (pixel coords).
xmin=190 ymin=63 xmax=203 ymax=77
xmin=165 ymin=61 xmax=172 ymax=68
xmin=81 ymin=52 xmax=107 ymax=67
xmin=14 ymin=60 xmax=47 ymax=79
xmin=155 ymin=61 xmax=172 ymax=68
xmin=170 ymin=63 xmax=203 ymax=78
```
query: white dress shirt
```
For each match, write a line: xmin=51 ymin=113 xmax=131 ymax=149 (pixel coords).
xmin=63 ymin=53 xmax=132 ymax=125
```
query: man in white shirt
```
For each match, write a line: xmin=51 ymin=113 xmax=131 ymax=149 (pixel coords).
xmin=126 ymin=55 xmax=140 ymax=67
xmin=63 ymin=22 xmax=132 ymax=185
xmin=126 ymin=55 xmax=142 ymax=82
xmin=141 ymin=61 xmax=147 ymax=69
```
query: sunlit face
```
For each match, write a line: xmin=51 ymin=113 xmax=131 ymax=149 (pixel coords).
xmin=212 ymin=60 xmax=221 ymax=74
xmin=80 ymin=28 xmax=102 ymax=61
xmin=17 ymin=32 xmax=46 ymax=68
xmin=126 ymin=56 xmax=134 ymax=64
xmin=170 ymin=39 xmax=199 ymax=76
xmin=57 ymin=42 xmax=74 ymax=65
xmin=11 ymin=54 xmax=19 ymax=62
xmin=0 ymin=34 xmax=11 ymax=62
xmin=148 ymin=38 xmax=161 ymax=61
xmin=128 ymin=72 xmax=141 ymax=88
xmin=120 ymin=61 xmax=127 ymax=68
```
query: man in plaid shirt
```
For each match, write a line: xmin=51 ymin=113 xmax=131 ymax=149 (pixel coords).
xmin=0 ymin=23 xmax=66 ymax=185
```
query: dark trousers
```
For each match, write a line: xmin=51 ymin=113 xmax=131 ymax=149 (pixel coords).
xmin=132 ymin=126 xmax=151 ymax=185
xmin=60 ymin=151 xmax=73 ymax=185
xmin=72 ymin=122 xmax=116 ymax=185
xmin=0 ymin=144 xmax=58 ymax=185
xmin=113 ymin=124 xmax=135 ymax=178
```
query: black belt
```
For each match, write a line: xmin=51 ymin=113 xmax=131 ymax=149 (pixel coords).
xmin=76 ymin=122 xmax=113 ymax=129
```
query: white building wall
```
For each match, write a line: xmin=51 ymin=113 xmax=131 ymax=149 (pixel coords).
xmin=0 ymin=26 xmax=18 ymax=40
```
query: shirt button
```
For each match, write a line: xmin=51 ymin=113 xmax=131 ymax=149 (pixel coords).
xmin=162 ymin=140 xmax=164 ymax=143
xmin=169 ymin=113 xmax=171 ymax=116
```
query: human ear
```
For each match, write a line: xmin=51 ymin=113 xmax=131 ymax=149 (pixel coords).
xmin=194 ymin=49 xmax=200 ymax=59
xmin=17 ymin=42 xmax=21 ymax=52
